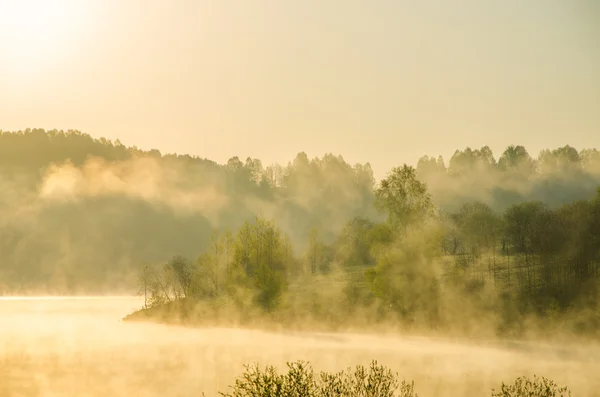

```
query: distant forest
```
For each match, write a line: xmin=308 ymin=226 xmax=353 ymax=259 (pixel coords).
xmin=1 ymin=129 xmax=599 ymax=338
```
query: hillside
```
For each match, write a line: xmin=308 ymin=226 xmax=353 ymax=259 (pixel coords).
xmin=1 ymin=128 xmax=600 ymax=305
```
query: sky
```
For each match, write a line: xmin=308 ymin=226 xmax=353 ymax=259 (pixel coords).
xmin=0 ymin=0 xmax=598 ymax=180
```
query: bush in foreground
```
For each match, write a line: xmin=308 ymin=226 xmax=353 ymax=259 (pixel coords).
xmin=491 ymin=375 xmax=571 ymax=397
xmin=218 ymin=360 xmax=416 ymax=397
xmin=215 ymin=360 xmax=571 ymax=397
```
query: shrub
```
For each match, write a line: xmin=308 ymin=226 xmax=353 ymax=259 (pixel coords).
xmin=491 ymin=375 xmax=571 ymax=397
xmin=217 ymin=361 xmax=572 ymax=397
xmin=218 ymin=360 xmax=417 ymax=397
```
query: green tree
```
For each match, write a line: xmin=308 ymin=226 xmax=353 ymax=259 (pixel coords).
xmin=497 ymin=145 xmax=536 ymax=176
xmin=375 ymin=165 xmax=433 ymax=234
xmin=336 ymin=217 xmax=381 ymax=267
xmin=168 ymin=255 xmax=194 ymax=298
xmin=231 ymin=216 xmax=289 ymax=311
xmin=305 ymin=227 xmax=332 ymax=274
xmin=455 ymin=202 xmax=500 ymax=261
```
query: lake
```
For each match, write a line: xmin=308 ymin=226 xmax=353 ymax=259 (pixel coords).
xmin=0 ymin=296 xmax=598 ymax=396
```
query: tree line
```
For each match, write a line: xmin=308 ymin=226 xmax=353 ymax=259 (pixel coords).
xmin=139 ymin=164 xmax=600 ymax=338
xmin=1 ymin=128 xmax=599 ymax=340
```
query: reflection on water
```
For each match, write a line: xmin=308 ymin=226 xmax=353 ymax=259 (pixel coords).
xmin=0 ymin=297 xmax=598 ymax=396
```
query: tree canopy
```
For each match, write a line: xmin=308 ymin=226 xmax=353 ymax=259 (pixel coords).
xmin=2 ymin=128 xmax=600 ymax=340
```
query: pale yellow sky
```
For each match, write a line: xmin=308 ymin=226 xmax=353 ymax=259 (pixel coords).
xmin=1 ymin=0 xmax=598 ymax=179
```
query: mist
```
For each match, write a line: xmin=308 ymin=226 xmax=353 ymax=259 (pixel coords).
xmin=1 ymin=131 xmax=599 ymax=297
xmin=2 ymin=0 xmax=598 ymax=392
xmin=1 ymin=129 xmax=600 ymax=396
xmin=417 ymin=145 xmax=600 ymax=213
xmin=0 ymin=129 xmax=379 ymax=295
xmin=2 ymin=297 xmax=599 ymax=397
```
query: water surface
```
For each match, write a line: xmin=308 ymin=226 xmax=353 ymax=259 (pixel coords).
xmin=0 ymin=297 xmax=597 ymax=396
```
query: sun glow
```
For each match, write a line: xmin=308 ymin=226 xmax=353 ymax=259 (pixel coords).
xmin=0 ymin=0 xmax=89 ymax=78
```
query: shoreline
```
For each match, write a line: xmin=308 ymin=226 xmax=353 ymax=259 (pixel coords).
xmin=122 ymin=299 xmax=600 ymax=357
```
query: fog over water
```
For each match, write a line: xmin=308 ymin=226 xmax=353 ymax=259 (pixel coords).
xmin=0 ymin=297 xmax=598 ymax=396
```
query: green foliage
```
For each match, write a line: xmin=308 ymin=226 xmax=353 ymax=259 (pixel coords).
xmin=335 ymin=217 xmax=384 ymax=268
xmin=3 ymin=129 xmax=600 ymax=339
xmin=375 ymin=165 xmax=433 ymax=232
xmin=253 ymin=265 xmax=286 ymax=312
xmin=169 ymin=255 xmax=194 ymax=297
xmin=218 ymin=361 xmax=573 ymax=397
xmin=0 ymin=129 xmax=376 ymax=293
xmin=138 ymin=259 xmax=183 ymax=307
xmin=503 ymin=201 xmax=549 ymax=255
xmin=135 ymin=187 xmax=600 ymax=338
xmin=233 ymin=217 xmax=289 ymax=311
xmin=219 ymin=360 xmax=417 ymax=397
xmin=491 ymin=375 xmax=571 ymax=397
xmin=454 ymin=202 xmax=500 ymax=260
xmin=306 ymin=227 xmax=333 ymax=274
xmin=192 ymin=253 xmax=219 ymax=298
xmin=219 ymin=361 xmax=318 ymax=397
xmin=364 ymin=232 xmax=441 ymax=325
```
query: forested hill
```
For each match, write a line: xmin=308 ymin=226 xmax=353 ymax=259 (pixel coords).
xmin=1 ymin=128 xmax=599 ymax=294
